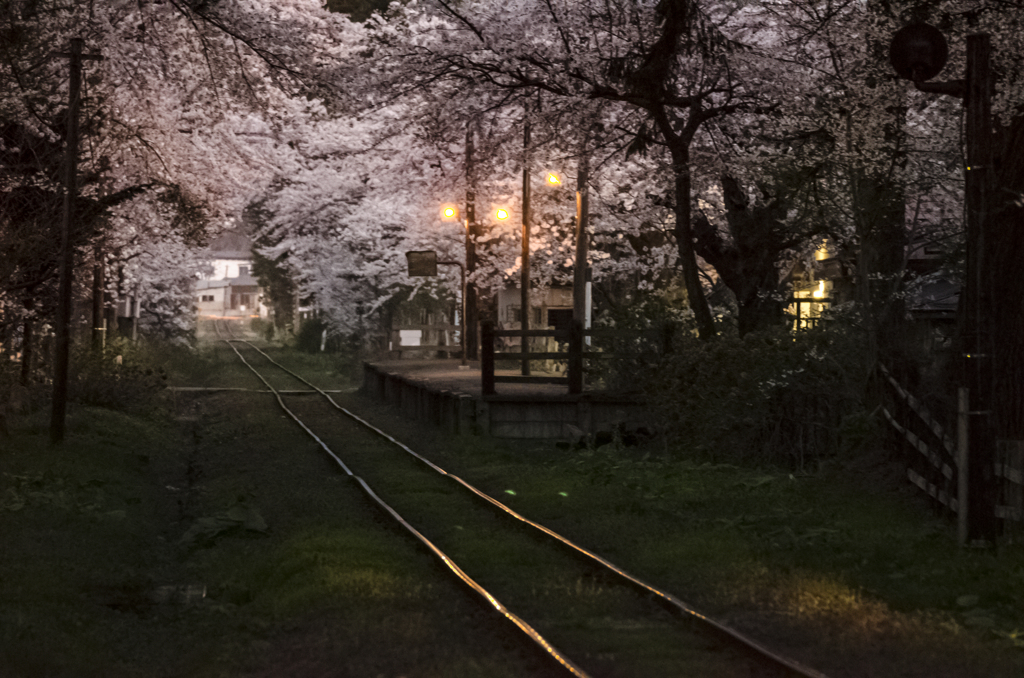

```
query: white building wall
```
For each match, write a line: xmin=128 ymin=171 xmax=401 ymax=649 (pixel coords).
xmin=203 ymin=258 xmax=251 ymax=281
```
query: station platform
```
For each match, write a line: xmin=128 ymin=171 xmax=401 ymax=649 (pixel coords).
xmin=361 ymin=359 xmax=646 ymax=441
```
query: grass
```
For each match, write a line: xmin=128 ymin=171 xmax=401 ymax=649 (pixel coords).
xmin=394 ymin=435 xmax=1024 ymax=677
xmin=3 ymin=342 xmax=1024 ymax=677
xmin=0 ymin=363 xmax=560 ymax=677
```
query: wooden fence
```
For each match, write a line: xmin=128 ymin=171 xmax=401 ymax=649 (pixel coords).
xmin=480 ymin=320 xmax=670 ymax=396
xmin=878 ymin=363 xmax=1024 ymax=540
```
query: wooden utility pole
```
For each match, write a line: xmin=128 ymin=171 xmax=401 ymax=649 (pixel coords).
xmin=51 ymin=39 xmax=101 ymax=445
xmin=962 ymin=33 xmax=996 ymax=543
xmin=890 ymin=25 xmax=997 ymax=543
xmin=573 ymin=151 xmax=590 ymax=328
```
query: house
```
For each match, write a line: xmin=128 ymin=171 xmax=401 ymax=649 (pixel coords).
xmin=786 ymin=236 xmax=959 ymax=349
xmin=195 ymin=229 xmax=267 ymax=319
xmin=786 ymin=239 xmax=853 ymax=330
xmin=495 ymin=284 xmax=580 ymax=342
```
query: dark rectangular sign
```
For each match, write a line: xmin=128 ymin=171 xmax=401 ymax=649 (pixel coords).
xmin=406 ymin=250 xmax=438 ymax=277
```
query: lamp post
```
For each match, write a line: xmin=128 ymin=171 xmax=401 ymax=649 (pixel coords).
xmin=519 ymin=122 xmax=533 ymax=375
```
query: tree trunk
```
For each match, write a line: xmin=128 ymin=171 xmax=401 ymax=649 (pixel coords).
xmin=852 ymin=167 xmax=907 ymax=369
xmin=672 ymin=151 xmax=715 ymax=339
xmin=656 ymin=112 xmax=715 ymax=340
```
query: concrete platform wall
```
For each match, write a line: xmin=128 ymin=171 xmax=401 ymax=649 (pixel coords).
xmin=361 ymin=363 xmax=646 ymax=440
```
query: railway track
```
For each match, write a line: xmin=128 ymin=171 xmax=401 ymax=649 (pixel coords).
xmin=212 ymin=319 xmax=830 ymax=678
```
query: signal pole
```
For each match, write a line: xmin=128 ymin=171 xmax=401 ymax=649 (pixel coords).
xmin=889 ymin=25 xmax=996 ymax=542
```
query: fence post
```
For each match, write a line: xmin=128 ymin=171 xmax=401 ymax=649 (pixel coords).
xmin=568 ymin=319 xmax=583 ymax=395
xmin=481 ymin=320 xmax=495 ymax=396
xmin=958 ymin=387 xmax=969 ymax=547
xmin=661 ymin=322 xmax=675 ymax=355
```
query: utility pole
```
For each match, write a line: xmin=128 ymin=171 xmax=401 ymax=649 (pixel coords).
xmin=962 ymin=33 xmax=996 ymax=543
xmin=889 ymin=25 xmax=996 ymax=542
xmin=51 ymin=38 xmax=101 ymax=445
xmin=573 ymin=150 xmax=590 ymax=328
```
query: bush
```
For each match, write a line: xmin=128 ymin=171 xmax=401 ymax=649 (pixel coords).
xmin=295 ymin=317 xmax=328 ymax=353
xmin=70 ymin=341 xmax=167 ymax=414
xmin=293 ymin=318 xmax=363 ymax=379
xmin=250 ymin=317 xmax=275 ymax=342
xmin=603 ymin=310 xmax=874 ymax=468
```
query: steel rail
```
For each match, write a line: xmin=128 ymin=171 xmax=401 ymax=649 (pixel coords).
xmin=221 ymin=331 xmax=831 ymax=678
xmin=214 ymin=322 xmax=590 ymax=678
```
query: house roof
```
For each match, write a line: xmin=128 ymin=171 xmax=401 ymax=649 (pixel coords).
xmin=907 ymin=278 xmax=959 ymax=316
xmin=207 ymin=229 xmax=252 ymax=260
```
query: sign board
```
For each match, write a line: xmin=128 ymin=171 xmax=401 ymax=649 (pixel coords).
xmin=889 ymin=23 xmax=948 ymax=82
xmin=406 ymin=250 xmax=438 ymax=277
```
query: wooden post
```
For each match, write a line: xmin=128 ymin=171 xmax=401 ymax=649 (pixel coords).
xmin=661 ymin=322 xmax=675 ymax=355
xmin=92 ymin=242 xmax=105 ymax=352
xmin=481 ymin=320 xmax=495 ymax=396
xmin=958 ymin=387 xmax=970 ymax=546
xmin=963 ymin=34 xmax=996 ymax=543
xmin=568 ymin=319 xmax=583 ymax=395
xmin=131 ymin=289 xmax=140 ymax=341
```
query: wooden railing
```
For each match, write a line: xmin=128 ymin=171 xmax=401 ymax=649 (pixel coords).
xmin=480 ymin=320 xmax=671 ymax=396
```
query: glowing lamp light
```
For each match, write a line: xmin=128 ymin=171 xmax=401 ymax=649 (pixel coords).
xmin=546 ymin=172 xmax=561 ymax=185
xmin=812 ymin=280 xmax=825 ymax=299
xmin=495 ymin=208 xmax=510 ymax=220
xmin=441 ymin=205 xmax=458 ymax=219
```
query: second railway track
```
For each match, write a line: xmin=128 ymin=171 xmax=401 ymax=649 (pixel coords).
xmin=212 ymin=320 xmax=829 ymax=678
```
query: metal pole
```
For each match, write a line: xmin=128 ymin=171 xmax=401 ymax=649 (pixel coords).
xmin=520 ymin=120 xmax=531 ymax=376
xmin=958 ymin=387 xmax=970 ymax=546
xmin=460 ymin=260 xmax=467 ymax=366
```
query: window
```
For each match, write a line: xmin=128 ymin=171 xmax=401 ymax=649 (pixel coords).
xmin=788 ymin=280 xmax=831 ymax=330
xmin=238 ymin=265 xmax=249 ymax=276
xmin=506 ymin=306 xmax=543 ymax=325
xmin=200 ymin=295 xmax=214 ymax=302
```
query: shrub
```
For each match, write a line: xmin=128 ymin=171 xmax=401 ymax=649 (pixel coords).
xmin=70 ymin=341 xmax=167 ymax=414
xmin=295 ymin=317 xmax=328 ymax=353
xmin=250 ymin=317 xmax=275 ymax=342
xmin=601 ymin=308 xmax=873 ymax=468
